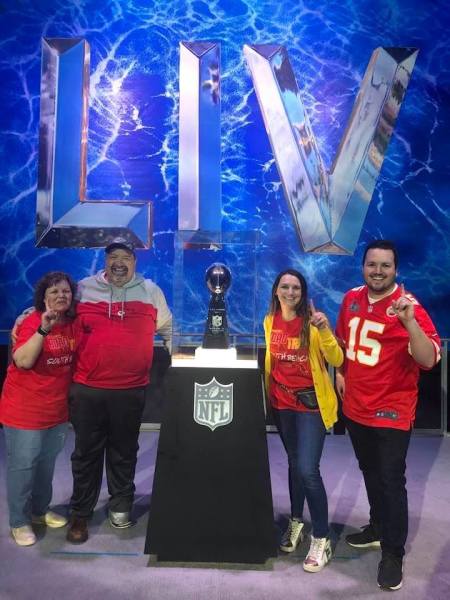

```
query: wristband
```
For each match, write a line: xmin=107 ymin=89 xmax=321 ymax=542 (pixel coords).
xmin=37 ymin=325 xmax=49 ymax=337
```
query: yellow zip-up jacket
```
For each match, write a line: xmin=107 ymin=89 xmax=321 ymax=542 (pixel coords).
xmin=264 ymin=314 xmax=344 ymax=430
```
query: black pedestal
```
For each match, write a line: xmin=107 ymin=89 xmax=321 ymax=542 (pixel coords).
xmin=145 ymin=366 xmax=277 ymax=564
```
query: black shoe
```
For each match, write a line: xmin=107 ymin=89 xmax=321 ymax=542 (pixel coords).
xmin=345 ymin=523 xmax=381 ymax=548
xmin=377 ymin=554 xmax=403 ymax=590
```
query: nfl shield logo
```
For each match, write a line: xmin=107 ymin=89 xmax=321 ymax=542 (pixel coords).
xmin=212 ymin=315 xmax=222 ymax=328
xmin=194 ymin=377 xmax=233 ymax=431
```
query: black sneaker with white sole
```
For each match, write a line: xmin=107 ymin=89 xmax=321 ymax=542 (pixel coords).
xmin=377 ymin=553 xmax=403 ymax=590
xmin=345 ymin=523 xmax=381 ymax=548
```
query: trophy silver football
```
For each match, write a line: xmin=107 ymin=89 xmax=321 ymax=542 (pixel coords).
xmin=203 ymin=263 xmax=231 ymax=349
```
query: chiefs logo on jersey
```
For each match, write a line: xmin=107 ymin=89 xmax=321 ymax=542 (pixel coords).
xmin=386 ymin=306 xmax=397 ymax=318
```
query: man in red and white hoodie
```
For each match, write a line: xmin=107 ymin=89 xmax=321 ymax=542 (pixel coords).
xmin=336 ymin=239 xmax=440 ymax=591
xmin=66 ymin=238 xmax=171 ymax=544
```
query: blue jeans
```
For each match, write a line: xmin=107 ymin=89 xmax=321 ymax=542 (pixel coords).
xmin=273 ymin=409 xmax=329 ymax=538
xmin=3 ymin=423 xmax=68 ymax=528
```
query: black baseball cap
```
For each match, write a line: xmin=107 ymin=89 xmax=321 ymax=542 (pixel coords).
xmin=105 ymin=237 xmax=135 ymax=256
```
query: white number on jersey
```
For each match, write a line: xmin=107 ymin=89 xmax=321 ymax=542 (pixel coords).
xmin=346 ymin=317 xmax=385 ymax=366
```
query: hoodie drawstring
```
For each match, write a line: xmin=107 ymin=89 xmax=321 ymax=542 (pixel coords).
xmin=108 ymin=288 xmax=126 ymax=320
xmin=118 ymin=295 xmax=125 ymax=319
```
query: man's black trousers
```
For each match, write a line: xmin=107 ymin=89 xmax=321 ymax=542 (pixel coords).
xmin=345 ymin=416 xmax=411 ymax=557
xmin=69 ymin=382 xmax=145 ymax=517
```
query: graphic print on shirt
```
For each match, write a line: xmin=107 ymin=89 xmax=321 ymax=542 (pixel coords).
xmin=46 ymin=333 xmax=76 ymax=366
xmin=269 ymin=313 xmax=314 ymax=411
xmin=270 ymin=329 xmax=310 ymax=376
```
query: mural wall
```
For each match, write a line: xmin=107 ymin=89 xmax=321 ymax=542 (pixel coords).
xmin=0 ymin=0 xmax=449 ymax=343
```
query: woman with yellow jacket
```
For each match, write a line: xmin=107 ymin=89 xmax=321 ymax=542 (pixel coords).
xmin=264 ymin=269 xmax=343 ymax=572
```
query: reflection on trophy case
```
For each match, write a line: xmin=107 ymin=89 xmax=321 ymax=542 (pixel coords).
xmin=172 ymin=231 xmax=260 ymax=368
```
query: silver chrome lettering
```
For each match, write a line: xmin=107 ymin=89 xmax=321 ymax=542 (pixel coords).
xmin=244 ymin=45 xmax=418 ymax=254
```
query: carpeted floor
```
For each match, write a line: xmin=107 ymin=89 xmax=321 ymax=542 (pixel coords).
xmin=0 ymin=430 xmax=449 ymax=600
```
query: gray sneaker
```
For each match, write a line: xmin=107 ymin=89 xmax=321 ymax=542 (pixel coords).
xmin=108 ymin=510 xmax=134 ymax=529
xmin=280 ymin=518 xmax=304 ymax=553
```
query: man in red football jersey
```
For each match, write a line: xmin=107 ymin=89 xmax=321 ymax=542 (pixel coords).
xmin=336 ymin=240 xmax=440 ymax=592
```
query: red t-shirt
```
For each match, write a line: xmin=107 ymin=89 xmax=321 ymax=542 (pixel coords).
xmin=0 ymin=311 xmax=75 ymax=429
xmin=269 ymin=312 xmax=315 ymax=412
xmin=336 ymin=285 xmax=440 ymax=430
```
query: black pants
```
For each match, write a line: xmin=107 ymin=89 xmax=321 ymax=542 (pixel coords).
xmin=69 ymin=382 xmax=145 ymax=518
xmin=345 ymin=416 xmax=411 ymax=557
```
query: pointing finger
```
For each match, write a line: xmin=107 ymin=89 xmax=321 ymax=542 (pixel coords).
xmin=400 ymin=283 xmax=406 ymax=296
xmin=309 ymin=299 xmax=316 ymax=315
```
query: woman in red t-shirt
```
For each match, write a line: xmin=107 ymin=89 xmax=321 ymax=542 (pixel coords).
xmin=264 ymin=269 xmax=343 ymax=573
xmin=0 ymin=271 xmax=77 ymax=546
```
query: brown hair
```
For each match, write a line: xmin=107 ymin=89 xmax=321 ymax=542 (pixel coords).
xmin=269 ymin=269 xmax=310 ymax=349
xmin=34 ymin=271 xmax=77 ymax=318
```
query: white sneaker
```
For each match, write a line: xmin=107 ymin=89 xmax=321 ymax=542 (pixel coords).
xmin=303 ymin=536 xmax=332 ymax=572
xmin=32 ymin=511 xmax=68 ymax=528
xmin=280 ymin=518 xmax=304 ymax=552
xmin=11 ymin=525 xmax=37 ymax=547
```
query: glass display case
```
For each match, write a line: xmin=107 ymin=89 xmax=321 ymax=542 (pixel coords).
xmin=172 ymin=230 xmax=260 ymax=368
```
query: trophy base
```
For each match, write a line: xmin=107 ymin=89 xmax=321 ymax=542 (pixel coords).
xmin=171 ymin=347 xmax=258 ymax=369
xmin=202 ymin=333 xmax=229 ymax=349
xmin=194 ymin=346 xmax=236 ymax=365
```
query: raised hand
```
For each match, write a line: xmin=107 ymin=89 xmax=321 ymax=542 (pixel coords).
xmin=41 ymin=299 xmax=59 ymax=332
xmin=391 ymin=283 xmax=415 ymax=324
xmin=309 ymin=299 xmax=330 ymax=330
